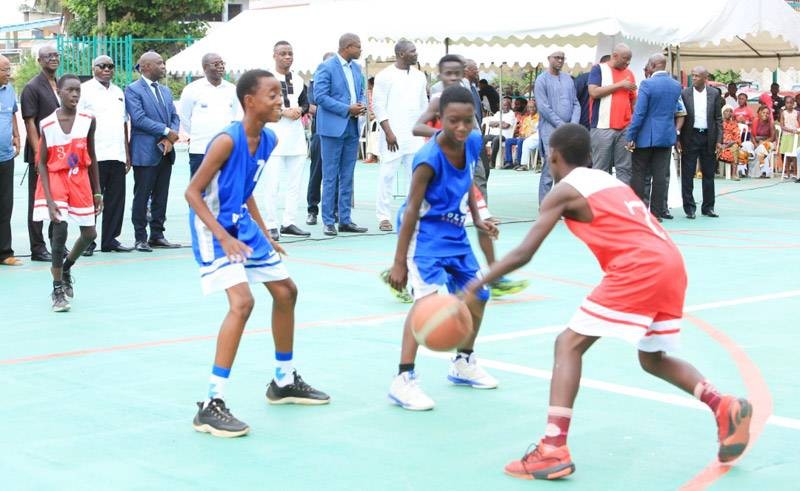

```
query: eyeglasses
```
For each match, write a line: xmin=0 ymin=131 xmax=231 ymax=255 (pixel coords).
xmin=0 ymin=67 xmax=11 ymax=73
xmin=95 ymin=63 xmax=115 ymax=70
xmin=210 ymin=61 xmax=225 ymax=68
xmin=41 ymin=53 xmax=60 ymax=60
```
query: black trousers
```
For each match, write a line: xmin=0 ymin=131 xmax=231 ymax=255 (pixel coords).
xmin=0 ymin=160 xmax=13 ymax=260
xmin=632 ymin=147 xmax=671 ymax=217
xmin=681 ymin=131 xmax=716 ymax=215
xmin=306 ymin=133 xmax=337 ymax=216
xmin=132 ymin=153 xmax=173 ymax=243
xmin=480 ymin=135 xmax=502 ymax=182
xmin=27 ymin=162 xmax=52 ymax=255
xmin=99 ymin=161 xmax=126 ymax=250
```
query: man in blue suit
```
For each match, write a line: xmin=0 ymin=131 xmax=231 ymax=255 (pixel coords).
xmin=626 ymin=54 xmax=682 ymax=222
xmin=313 ymin=33 xmax=368 ymax=236
xmin=125 ymin=51 xmax=181 ymax=251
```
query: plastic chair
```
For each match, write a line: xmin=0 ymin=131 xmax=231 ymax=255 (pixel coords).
xmin=766 ymin=125 xmax=782 ymax=177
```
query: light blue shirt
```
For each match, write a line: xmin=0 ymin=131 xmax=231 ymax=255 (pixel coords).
xmin=534 ymin=71 xmax=580 ymax=143
xmin=336 ymin=53 xmax=357 ymax=104
xmin=0 ymin=84 xmax=17 ymax=162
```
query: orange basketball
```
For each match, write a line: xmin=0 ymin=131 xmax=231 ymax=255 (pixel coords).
xmin=411 ymin=294 xmax=474 ymax=351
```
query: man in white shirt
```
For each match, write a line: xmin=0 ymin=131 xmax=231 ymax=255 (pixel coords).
xmin=480 ymin=96 xmax=516 ymax=178
xmin=179 ymin=53 xmax=240 ymax=177
xmin=263 ymin=41 xmax=311 ymax=240
xmin=372 ymin=40 xmax=428 ymax=232
xmin=78 ymin=55 xmax=132 ymax=253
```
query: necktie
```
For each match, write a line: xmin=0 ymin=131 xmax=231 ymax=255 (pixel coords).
xmin=151 ymin=82 xmax=167 ymax=111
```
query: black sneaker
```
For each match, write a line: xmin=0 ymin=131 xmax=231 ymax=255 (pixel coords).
xmin=192 ymin=398 xmax=250 ymax=438
xmin=62 ymin=269 xmax=74 ymax=300
xmin=51 ymin=283 xmax=71 ymax=312
xmin=266 ymin=371 xmax=330 ymax=405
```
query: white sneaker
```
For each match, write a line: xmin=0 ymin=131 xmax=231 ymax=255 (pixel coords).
xmin=388 ymin=371 xmax=435 ymax=411
xmin=448 ymin=354 xmax=498 ymax=389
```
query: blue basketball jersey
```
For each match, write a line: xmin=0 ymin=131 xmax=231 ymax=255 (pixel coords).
xmin=190 ymin=122 xmax=278 ymax=270
xmin=398 ymin=130 xmax=482 ymax=258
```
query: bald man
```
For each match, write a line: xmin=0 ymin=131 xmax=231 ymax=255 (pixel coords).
xmin=588 ymin=43 xmax=637 ymax=185
xmin=125 ymin=51 xmax=181 ymax=252
xmin=21 ymin=45 xmax=60 ymax=261
xmin=625 ymin=54 xmax=683 ymax=222
xmin=0 ymin=54 xmax=22 ymax=265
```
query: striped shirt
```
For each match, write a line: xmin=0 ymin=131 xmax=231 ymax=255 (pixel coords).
xmin=588 ymin=63 xmax=637 ymax=130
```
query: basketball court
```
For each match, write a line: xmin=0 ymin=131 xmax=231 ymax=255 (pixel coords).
xmin=1 ymin=154 xmax=798 ymax=490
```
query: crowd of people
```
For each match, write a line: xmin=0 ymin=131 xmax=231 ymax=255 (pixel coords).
xmin=0 ymin=32 xmax=763 ymax=480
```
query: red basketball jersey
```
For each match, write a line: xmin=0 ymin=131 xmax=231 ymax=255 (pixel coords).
xmin=38 ymin=111 xmax=93 ymax=172
xmin=561 ymin=167 xmax=687 ymax=316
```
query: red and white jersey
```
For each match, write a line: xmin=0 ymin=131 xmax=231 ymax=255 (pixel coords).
xmin=561 ymin=167 xmax=686 ymax=316
xmin=38 ymin=110 xmax=93 ymax=172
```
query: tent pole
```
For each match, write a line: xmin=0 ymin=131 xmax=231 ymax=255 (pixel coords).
xmin=676 ymin=45 xmax=682 ymax=86
xmin=667 ymin=44 xmax=673 ymax=77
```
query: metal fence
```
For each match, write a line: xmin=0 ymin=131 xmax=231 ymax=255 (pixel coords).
xmin=56 ymin=35 xmax=134 ymax=86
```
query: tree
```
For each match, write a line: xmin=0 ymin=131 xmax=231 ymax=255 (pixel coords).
xmin=62 ymin=0 xmax=224 ymax=58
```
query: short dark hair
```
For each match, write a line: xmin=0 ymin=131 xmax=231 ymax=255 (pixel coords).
xmin=438 ymin=54 xmax=464 ymax=70
xmin=56 ymin=74 xmax=80 ymax=89
xmin=549 ymin=123 xmax=591 ymax=167
xmin=599 ymin=55 xmax=611 ymax=63
xmin=439 ymin=85 xmax=474 ymax=114
xmin=236 ymin=69 xmax=274 ymax=107
xmin=479 ymin=78 xmax=488 ymax=84
xmin=273 ymin=40 xmax=291 ymax=50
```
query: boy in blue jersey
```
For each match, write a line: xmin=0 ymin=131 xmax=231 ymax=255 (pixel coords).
xmin=387 ymin=86 xmax=499 ymax=410
xmin=186 ymin=69 xmax=329 ymax=438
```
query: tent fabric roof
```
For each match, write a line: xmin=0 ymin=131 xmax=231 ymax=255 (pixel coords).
xmin=166 ymin=0 xmax=800 ymax=75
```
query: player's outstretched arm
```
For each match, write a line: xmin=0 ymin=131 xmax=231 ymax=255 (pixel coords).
xmin=412 ymin=99 xmax=438 ymax=138
xmin=467 ymin=183 xmax=577 ymax=293
xmin=468 ymin=185 xmax=498 ymax=239
xmin=185 ymin=134 xmax=252 ymax=262
xmin=388 ymin=164 xmax=434 ymax=291
xmin=86 ymin=118 xmax=103 ymax=215
xmin=37 ymin=131 xmax=59 ymax=222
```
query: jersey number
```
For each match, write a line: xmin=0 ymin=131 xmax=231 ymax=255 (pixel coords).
xmin=254 ymin=159 xmax=267 ymax=183
xmin=624 ymin=200 xmax=666 ymax=240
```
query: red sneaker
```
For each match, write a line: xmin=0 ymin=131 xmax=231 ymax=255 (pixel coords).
xmin=504 ymin=442 xmax=575 ymax=480
xmin=715 ymin=396 xmax=753 ymax=463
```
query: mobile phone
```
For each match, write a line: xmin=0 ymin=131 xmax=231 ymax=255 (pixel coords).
xmin=157 ymin=142 xmax=166 ymax=153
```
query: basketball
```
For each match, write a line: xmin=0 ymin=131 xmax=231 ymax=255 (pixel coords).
xmin=411 ymin=294 xmax=474 ymax=351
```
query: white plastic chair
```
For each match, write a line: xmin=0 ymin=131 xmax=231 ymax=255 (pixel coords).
xmin=767 ymin=125 xmax=782 ymax=177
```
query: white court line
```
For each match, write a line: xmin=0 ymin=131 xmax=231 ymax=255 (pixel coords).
xmin=685 ymin=290 xmax=800 ymax=312
xmin=419 ymin=349 xmax=800 ymax=431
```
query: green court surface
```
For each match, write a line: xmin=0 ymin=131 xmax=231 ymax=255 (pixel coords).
xmin=1 ymin=151 xmax=798 ymax=490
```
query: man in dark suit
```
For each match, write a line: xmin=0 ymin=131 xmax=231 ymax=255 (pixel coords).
xmin=306 ymin=52 xmax=337 ymax=226
xmin=20 ymin=45 xmax=60 ymax=261
xmin=125 ymin=51 xmax=181 ymax=251
xmin=313 ymin=33 xmax=368 ymax=236
xmin=679 ymin=66 xmax=722 ymax=219
xmin=626 ymin=54 xmax=682 ymax=222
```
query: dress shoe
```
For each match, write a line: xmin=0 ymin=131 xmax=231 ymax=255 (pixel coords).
xmin=656 ymin=216 xmax=663 ymax=223
xmin=306 ymin=213 xmax=318 ymax=225
xmin=135 ymin=241 xmax=153 ymax=252
xmin=31 ymin=250 xmax=52 ymax=262
xmin=660 ymin=212 xmax=674 ymax=220
xmin=378 ymin=219 xmax=393 ymax=232
xmin=338 ymin=222 xmax=368 ymax=233
xmin=323 ymin=224 xmax=338 ymax=236
xmin=702 ymin=210 xmax=720 ymax=218
xmin=101 ymin=243 xmax=133 ymax=253
xmin=686 ymin=212 xmax=696 ymax=219
xmin=281 ymin=224 xmax=311 ymax=237
xmin=82 ymin=242 xmax=96 ymax=257
xmin=148 ymin=238 xmax=181 ymax=248
xmin=268 ymin=228 xmax=280 ymax=241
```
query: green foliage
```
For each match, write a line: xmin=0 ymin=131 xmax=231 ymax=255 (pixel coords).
xmin=495 ymin=71 xmax=538 ymax=97
xmin=63 ymin=0 xmax=222 ymax=58
xmin=712 ymin=69 xmax=740 ymax=85
xmin=12 ymin=56 xmax=41 ymax=94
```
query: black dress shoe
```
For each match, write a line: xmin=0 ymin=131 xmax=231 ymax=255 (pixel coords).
xmin=702 ymin=210 xmax=720 ymax=218
xmin=686 ymin=213 xmax=696 ymax=219
xmin=281 ymin=224 xmax=311 ymax=237
xmin=101 ymin=244 xmax=133 ymax=253
xmin=661 ymin=212 xmax=674 ymax=220
xmin=30 ymin=250 xmax=53 ymax=262
xmin=82 ymin=242 xmax=96 ymax=257
xmin=306 ymin=213 xmax=317 ymax=225
xmin=135 ymin=241 xmax=153 ymax=252
xmin=323 ymin=225 xmax=338 ymax=236
xmin=338 ymin=222 xmax=368 ymax=233
xmin=148 ymin=238 xmax=181 ymax=248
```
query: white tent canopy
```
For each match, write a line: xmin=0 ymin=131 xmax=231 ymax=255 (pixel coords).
xmin=166 ymin=0 xmax=800 ymax=77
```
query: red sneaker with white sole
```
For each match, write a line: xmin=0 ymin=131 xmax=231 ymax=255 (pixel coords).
xmin=716 ymin=396 xmax=753 ymax=463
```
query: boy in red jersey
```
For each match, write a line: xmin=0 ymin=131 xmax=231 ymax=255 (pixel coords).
xmin=466 ymin=124 xmax=752 ymax=480
xmin=33 ymin=74 xmax=102 ymax=312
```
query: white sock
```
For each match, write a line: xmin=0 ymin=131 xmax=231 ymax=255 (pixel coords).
xmin=274 ymin=352 xmax=295 ymax=387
